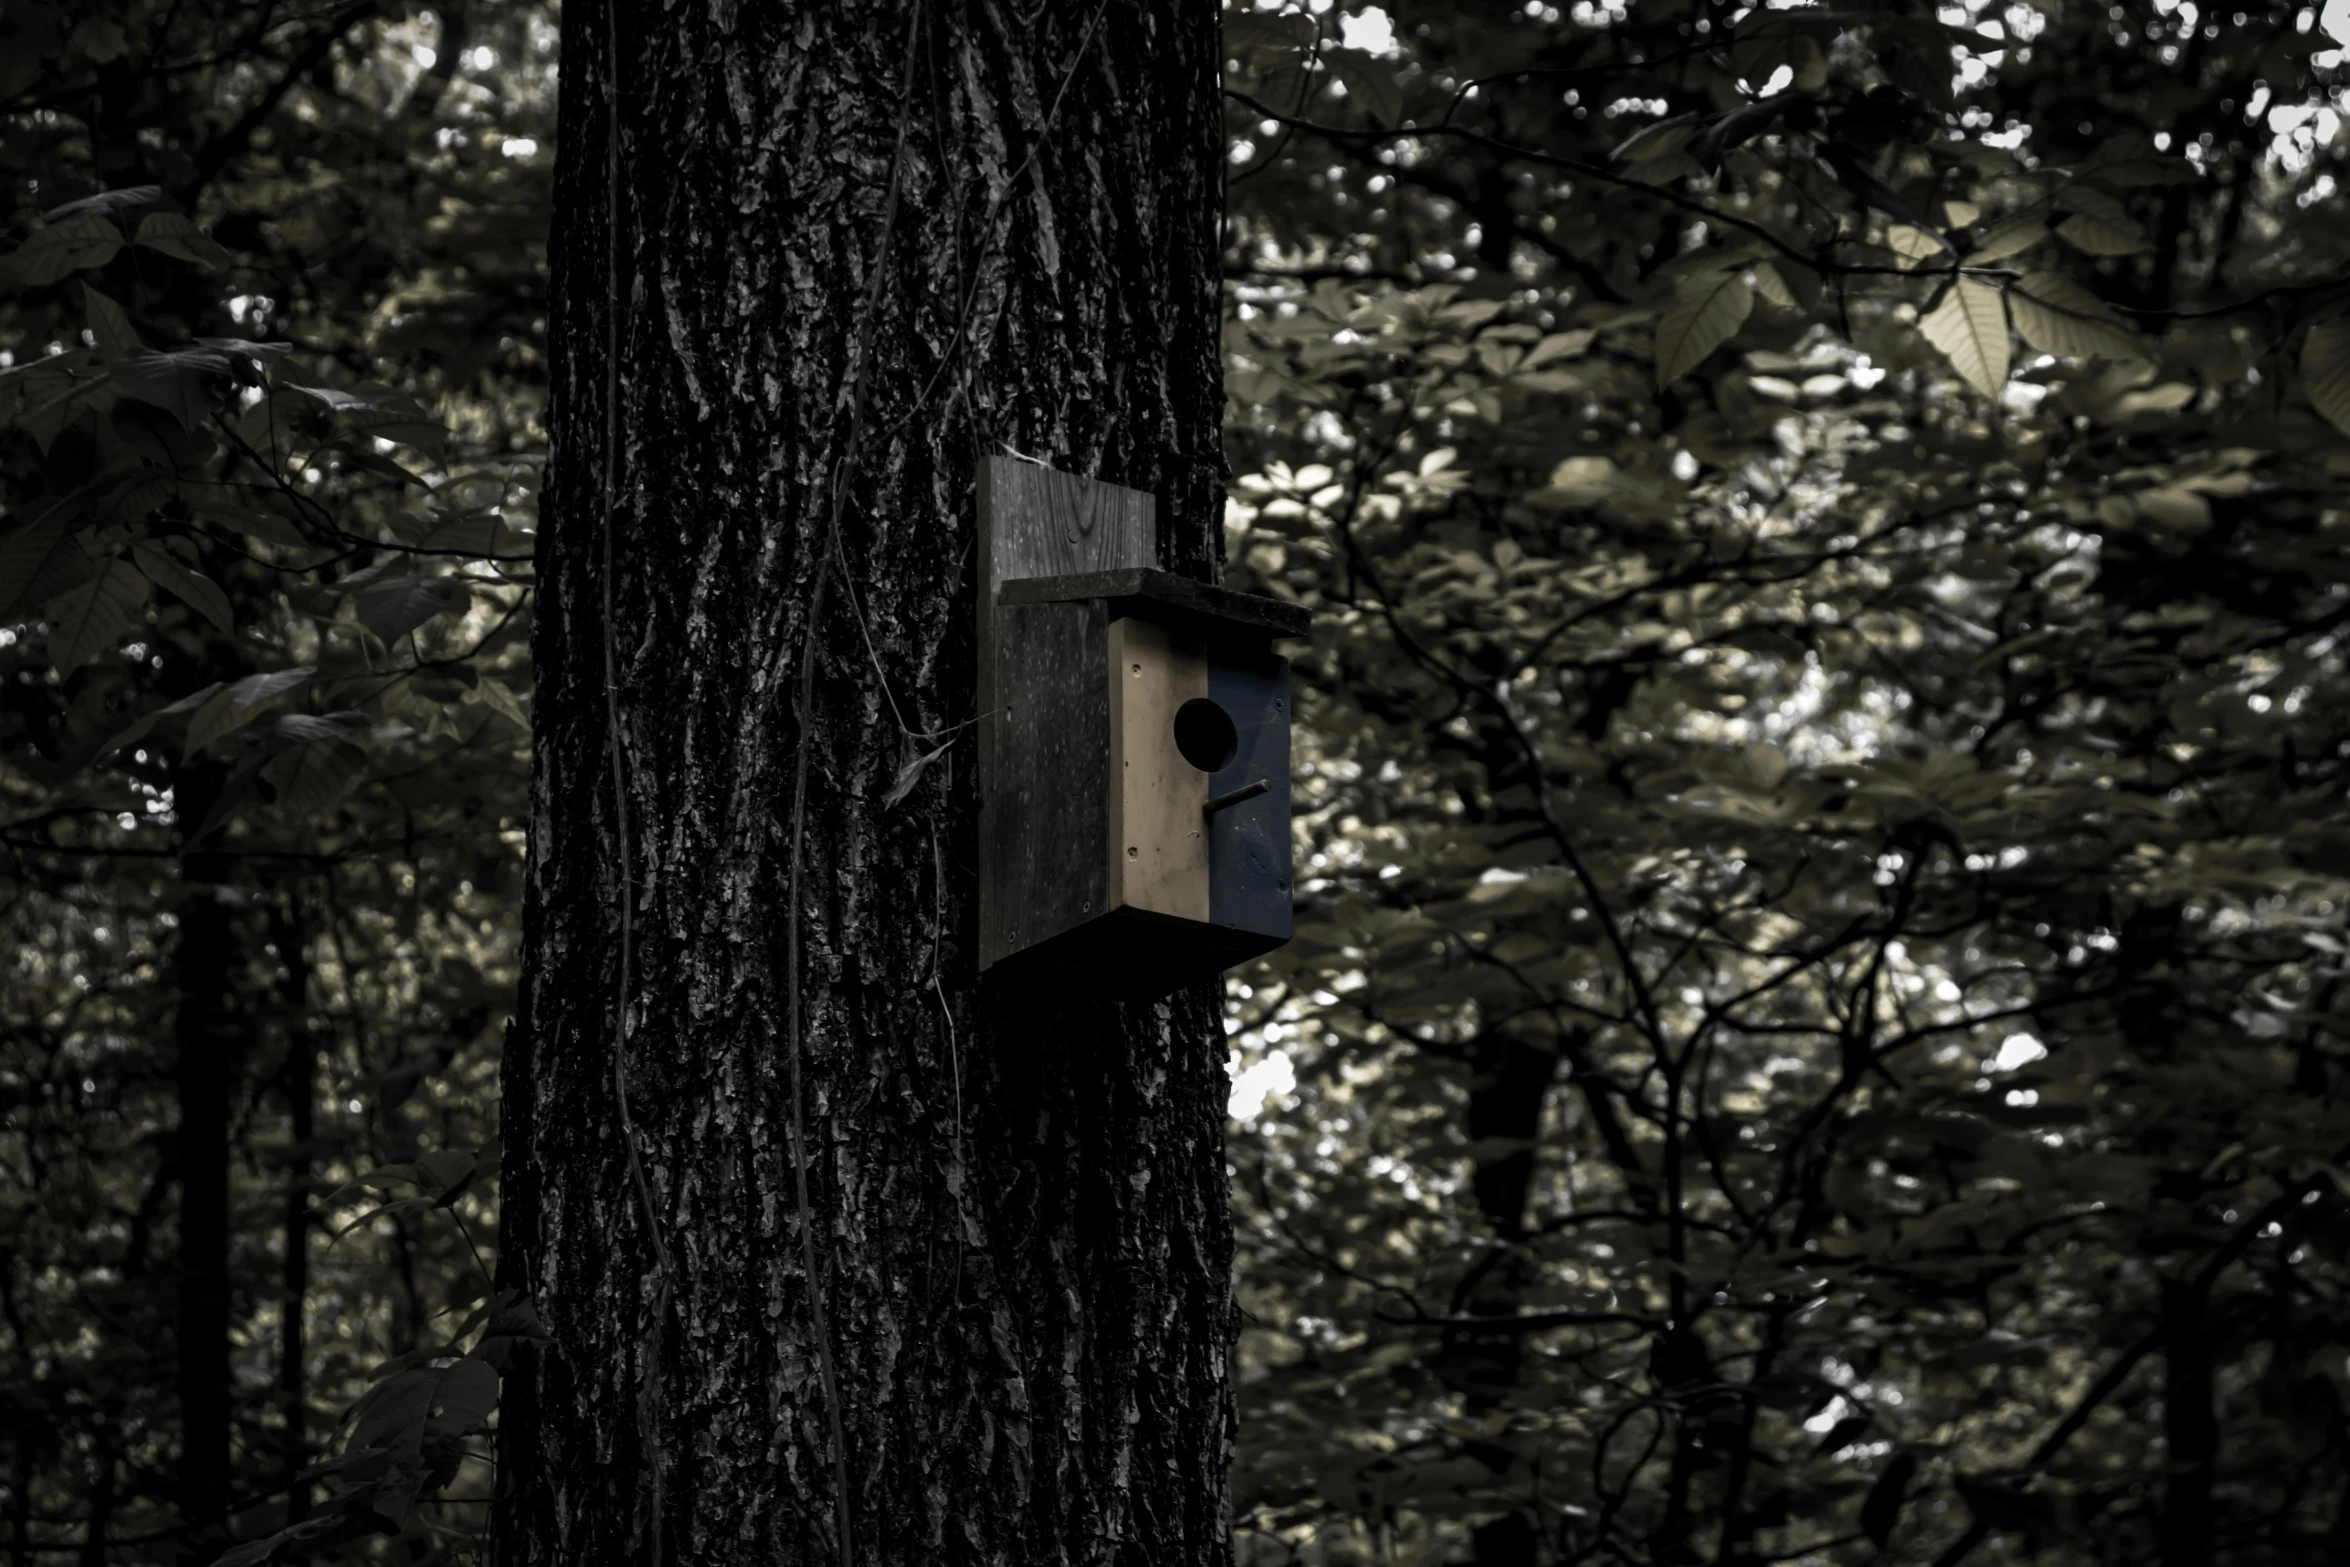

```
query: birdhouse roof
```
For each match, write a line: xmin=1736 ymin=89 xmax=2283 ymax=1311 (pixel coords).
xmin=998 ymin=567 xmax=1313 ymax=639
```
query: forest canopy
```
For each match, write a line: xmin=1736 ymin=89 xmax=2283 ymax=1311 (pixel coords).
xmin=5 ymin=2 xmax=2350 ymax=1565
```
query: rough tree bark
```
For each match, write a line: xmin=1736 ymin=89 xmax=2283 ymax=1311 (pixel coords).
xmin=499 ymin=3 xmax=1231 ymax=1564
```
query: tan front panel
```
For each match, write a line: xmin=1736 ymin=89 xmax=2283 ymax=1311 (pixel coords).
xmin=1107 ymin=617 xmax=1210 ymax=922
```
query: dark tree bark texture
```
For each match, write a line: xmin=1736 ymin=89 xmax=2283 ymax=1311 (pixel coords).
xmin=501 ymin=4 xmax=1231 ymax=1565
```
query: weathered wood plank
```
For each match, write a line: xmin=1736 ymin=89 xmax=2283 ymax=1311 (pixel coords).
xmin=979 ymin=458 xmax=1159 ymax=588
xmin=1107 ymin=617 xmax=1210 ymax=923
xmin=985 ymin=599 xmax=1109 ymax=967
xmin=976 ymin=459 xmax=1154 ymax=971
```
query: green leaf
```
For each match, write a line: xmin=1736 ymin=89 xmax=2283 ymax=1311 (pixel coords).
xmin=131 ymin=542 xmax=233 ymax=632
xmin=185 ymin=666 xmax=317 ymax=754
xmin=0 ymin=514 xmax=81 ymax=620
xmin=1224 ymin=11 xmax=1316 ymax=66
xmin=41 ymin=558 xmax=148 ymax=674
xmin=1749 ymin=261 xmax=1799 ymax=309
xmin=2055 ymin=212 xmax=2151 ymax=256
xmin=344 ymin=1351 xmax=502 ymax=1458
xmin=471 ymin=1292 xmax=551 ymax=1373
xmin=132 ymin=210 xmax=233 ymax=270
xmin=94 ymin=467 xmax=183 ymax=526
xmin=1327 ymin=48 xmax=1403 ymax=127
xmin=108 ymin=347 xmax=238 ymax=430
xmin=260 ymin=712 xmax=371 ymax=745
xmin=1919 ymin=278 xmax=2010 ymax=397
xmin=0 ymin=355 xmax=60 ymax=423
xmin=192 ymin=495 xmax=312 ymax=550
xmin=1884 ymin=225 xmax=1942 ymax=269
xmin=353 ymin=573 xmax=471 ymax=643
xmin=2302 ymin=316 xmax=2350 ymax=439
xmin=85 ymin=682 xmax=224 ymax=768
xmin=1655 ymin=269 xmax=1754 ymax=386
xmin=297 ymin=394 xmax=449 ymax=458
xmin=1965 ymin=215 xmax=2049 ymax=264
xmin=259 ymin=736 xmax=368 ymax=817
xmin=17 ymin=366 xmax=117 ymax=452
xmin=1614 ymin=114 xmax=1701 ymax=167
xmin=282 ymin=383 xmax=399 ymax=413
xmin=332 ymin=443 xmax=430 ymax=491
xmin=416 ymin=1149 xmax=479 ymax=1203
xmin=0 ymin=217 xmax=124 ymax=286
xmin=81 ymin=283 xmax=140 ymax=360
xmin=472 ymin=674 xmax=529 ymax=730
xmin=41 ymin=186 xmax=161 ymax=225
xmin=1731 ymin=18 xmax=1830 ymax=93
xmin=1520 ymin=330 xmax=1596 ymax=369
xmin=418 ymin=510 xmax=522 ymax=556
xmin=1820 ymin=150 xmax=1955 ymax=253
xmin=350 ymin=1368 xmax=440 ymax=1454
xmin=2008 ymin=271 xmax=2139 ymax=361
xmin=423 ymin=1356 xmax=500 ymax=1437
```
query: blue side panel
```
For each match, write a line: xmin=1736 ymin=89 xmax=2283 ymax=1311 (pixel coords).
xmin=1207 ymin=653 xmax=1292 ymax=940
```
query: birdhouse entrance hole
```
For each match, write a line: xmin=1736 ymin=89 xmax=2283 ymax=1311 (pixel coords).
xmin=1174 ymin=698 xmax=1238 ymax=772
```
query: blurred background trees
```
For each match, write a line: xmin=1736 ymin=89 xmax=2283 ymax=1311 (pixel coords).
xmin=1 ymin=6 xmax=545 ymax=1558
xmin=5 ymin=2 xmax=2350 ymax=1564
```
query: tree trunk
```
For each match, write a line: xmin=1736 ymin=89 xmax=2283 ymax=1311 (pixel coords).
xmin=7 ymin=1434 xmax=28 ymax=1567
xmin=274 ymin=901 xmax=316 ymax=1528
xmin=499 ymin=4 xmax=1231 ymax=1565
xmin=172 ymin=809 xmax=235 ymax=1564
xmin=2160 ymin=1278 xmax=2217 ymax=1567
xmin=1455 ymin=1033 xmax=1557 ymax=1567
xmin=77 ymin=1433 xmax=114 ymax=1567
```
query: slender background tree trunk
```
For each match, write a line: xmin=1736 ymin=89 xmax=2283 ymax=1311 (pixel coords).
xmin=499 ymin=3 xmax=1232 ymax=1563
xmin=273 ymin=900 xmax=316 ymax=1529
xmin=171 ymin=790 xmax=234 ymax=1564
xmin=1458 ymin=1034 xmax=1556 ymax=1567
xmin=2160 ymin=1278 xmax=2217 ymax=1567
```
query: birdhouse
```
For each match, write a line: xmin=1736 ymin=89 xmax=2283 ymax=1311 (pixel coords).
xmin=977 ymin=458 xmax=1311 ymax=996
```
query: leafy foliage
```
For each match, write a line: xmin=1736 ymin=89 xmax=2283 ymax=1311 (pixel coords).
xmin=1221 ymin=3 xmax=2350 ymax=1564
xmin=1 ymin=3 xmax=548 ymax=1560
